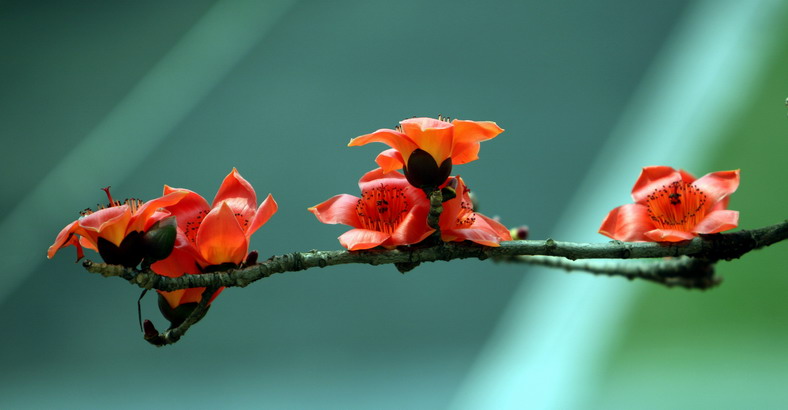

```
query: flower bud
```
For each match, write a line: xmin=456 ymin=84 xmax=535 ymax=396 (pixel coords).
xmin=404 ymin=149 xmax=452 ymax=190
xmin=158 ymin=293 xmax=205 ymax=329
xmin=510 ymin=225 xmax=529 ymax=240
xmin=143 ymin=216 xmax=177 ymax=262
xmin=97 ymin=231 xmax=145 ymax=267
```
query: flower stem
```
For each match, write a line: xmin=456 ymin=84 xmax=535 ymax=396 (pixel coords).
xmin=424 ymin=188 xmax=443 ymax=238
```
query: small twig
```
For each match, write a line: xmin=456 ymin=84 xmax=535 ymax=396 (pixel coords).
xmin=500 ymin=255 xmax=719 ymax=289
xmin=142 ymin=286 xmax=218 ymax=347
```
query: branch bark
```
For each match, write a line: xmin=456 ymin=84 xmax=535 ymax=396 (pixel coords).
xmin=82 ymin=219 xmax=788 ymax=292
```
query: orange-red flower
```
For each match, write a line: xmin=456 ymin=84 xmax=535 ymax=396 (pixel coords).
xmin=309 ymin=168 xmax=434 ymax=250
xmin=348 ymin=117 xmax=503 ymax=189
xmin=151 ymin=168 xmax=277 ymax=311
xmin=47 ymin=188 xmax=187 ymax=266
xmin=599 ymin=166 xmax=740 ymax=242
xmin=439 ymin=176 xmax=512 ymax=246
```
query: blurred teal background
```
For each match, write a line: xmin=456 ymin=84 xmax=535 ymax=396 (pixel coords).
xmin=1 ymin=0 xmax=786 ymax=409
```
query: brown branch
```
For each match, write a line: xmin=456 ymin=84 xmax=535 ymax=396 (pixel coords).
xmin=82 ymin=219 xmax=788 ymax=291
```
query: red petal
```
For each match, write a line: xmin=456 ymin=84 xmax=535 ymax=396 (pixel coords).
xmin=161 ymin=186 xmax=211 ymax=235
xmin=442 ymin=228 xmax=501 ymax=247
xmin=439 ymin=177 xmax=466 ymax=224
xmin=127 ymin=190 xmax=189 ymax=234
xmin=338 ymin=228 xmax=391 ymax=250
xmin=678 ymin=169 xmax=696 ymax=183
xmin=693 ymin=210 xmax=739 ymax=234
xmin=248 ymin=194 xmax=278 ymax=236
xmin=151 ymin=232 xmax=204 ymax=277
xmin=643 ymin=229 xmax=696 ymax=242
xmin=308 ymin=194 xmax=362 ymax=228
xmin=452 ymin=120 xmax=503 ymax=143
xmin=159 ymin=287 xmax=224 ymax=308
xmin=388 ymin=204 xmax=434 ymax=246
xmin=630 ymin=166 xmax=683 ymax=203
xmin=358 ymin=168 xmax=409 ymax=192
xmin=692 ymin=169 xmax=740 ymax=205
xmin=375 ymin=149 xmax=405 ymax=173
xmin=598 ymin=203 xmax=654 ymax=242
xmin=475 ymin=213 xmax=512 ymax=242
xmin=47 ymin=221 xmax=80 ymax=259
xmin=399 ymin=117 xmax=454 ymax=164
xmin=212 ymin=168 xmax=258 ymax=224
xmin=78 ymin=206 xmax=132 ymax=246
xmin=196 ymin=202 xmax=248 ymax=265
xmin=451 ymin=141 xmax=481 ymax=165
xmin=79 ymin=236 xmax=97 ymax=252
xmin=158 ymin=289 xmax=187 ymax=309
xmin=349 ymin=129 xmax=419 ymax=163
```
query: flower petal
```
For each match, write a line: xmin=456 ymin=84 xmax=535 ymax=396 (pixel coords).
xmin=451 ymin=120 xmax=503 ymax=145
xmin=450 ymin=141 xmax=482 ymax=165
xmin=692 ymin=169 xmax=740 ymax=205
xmin=196 ymin=202 xmax=248 ymax=265
xmin=387 ymin=204 xmax=434 ymax=246
xmin=349 ymin=129 xmax=419 ymax=163
xmin=375 ymin=149 xmax=405 ymax=173
xmin=212 ymin=168 xmax=257 ymax=223
xmin=358 ymin=168 xmax=409 ymax=192
xmin=598 ymin=203 xmax=654 ymax=242
xmin=439 ymin=177 xmax=464 ymax=225
xmin=151 ymin=232 xmax=205 ymax=277
xmin=399 ymin=118 xmax=454 ymax=164
xmin=631 ymin=166 xmax=683 ymax=203
xmin=247 ymin=194 xmax=277 ymax=236
xmin=159 ymin=287 xmax=225 ymax=308
xmin=47 ymin=221 xmax=83 ymax=260
xmin=643 ymin=229 xmax=696 ymax=242
xmin=308 ymin=194 xmax=362 ymax=228
xmin=678 ymin=169 xmax=696 ymax=183
xmin=693 ymin=209 xmax=739 ymax=234
xmin=442 ymin=227 xmax=502 ymax=247
xmin=158 ymin=289 xmax=187 ymax=309
xmin=338 ymin=228 xmax=391 ymax=250
xmin=475 ymin=213 xmax=513 ymax=242
xmin=161 ymin=186 xmax=211 ymax=236
xmin=78 ymin=206 xmax=133 ymax=246
xmin=127 ymin=190 xmax=188 ymax=234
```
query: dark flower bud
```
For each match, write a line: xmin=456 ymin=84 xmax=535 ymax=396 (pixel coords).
xmin=142 ymin=216 xmax=177 ymax=262
xmin=143 ymin=319 xmax=159 ymax=339
xmin=244 ymin=250 xmax=259 ymax=267
xmin=404 ymin=149 xmax=452 ymax=190
xmin=440 ymin=186 xmax=457 ymax=202
xmin=97 ymin=231 xmax=145 ymax=267
xmin=158 ymin=293 xmax=207 ymax=330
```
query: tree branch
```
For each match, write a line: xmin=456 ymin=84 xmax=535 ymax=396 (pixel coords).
xmin=82 ymin=219 xmax=788 ymax=291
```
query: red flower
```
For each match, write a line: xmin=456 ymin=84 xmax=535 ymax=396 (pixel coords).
xmin=439 ymin=176 xmax=512 ymax=246
xmin=599 ymin=166 xmax=740 ymax=242
xmin=47 ymin=188 xmax=187 ymax=266
xmin=152 ymin=168 xmax=277 ymax=310
xmin=309 ymin=168 xmax=434 ymax=250
xmin=348 ymin=117 xmax=503 ymax=189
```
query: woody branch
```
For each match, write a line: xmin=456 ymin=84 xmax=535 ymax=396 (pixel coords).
xmin=83 ymin=219 xmax=788 ymax=291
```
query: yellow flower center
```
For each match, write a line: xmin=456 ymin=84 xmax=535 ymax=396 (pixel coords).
xmin=645 ymin=181 xmax=709 ymax=231
xmin=356 ymin=184 xmax=410 ymax=235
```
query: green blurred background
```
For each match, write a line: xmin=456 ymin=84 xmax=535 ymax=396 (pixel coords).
xmin=1 ymin=0 xmax=786 ymax=408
